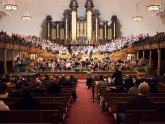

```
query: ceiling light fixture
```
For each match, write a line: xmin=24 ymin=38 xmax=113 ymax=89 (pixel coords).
xmin=132 ymin=0 xmax=143 ymax=22
xmin=21 ymin=0 xmax=32 ymax=21
xmin=4 ymin=0 xmax=18 ymax=12
xmin=147 ymin=0 xmax=160 ymax=11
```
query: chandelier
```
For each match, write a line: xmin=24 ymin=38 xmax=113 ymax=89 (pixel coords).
xmin=0 ymin=1 xmax=10 ymax=15
xmin=132 ymin=16 xmax=143 ymax=21
xmin=21 ymin=0 xmax=32 ymax=21
xmin=132 ymin=0 xmax=143 ymax=22
xmin=147 ymin=0 xmax=160 ymax=11
xmin=4 ymin=0 xmax=18 ymax=11
xmin=22 ymin=15 xmax=32 ymax=21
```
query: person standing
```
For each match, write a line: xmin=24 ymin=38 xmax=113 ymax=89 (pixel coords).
xmin=86 ymin=72 xmax=92 ymax=89
xmin=111 ymin=68 xmax=124 ymax=91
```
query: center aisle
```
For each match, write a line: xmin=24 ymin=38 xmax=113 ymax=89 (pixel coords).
xmin=64 ymin=82 xmax=115 ymax=124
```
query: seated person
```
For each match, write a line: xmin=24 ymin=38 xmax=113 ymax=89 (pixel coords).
xmin=62 ymin=76 xmax=73 ymax=86
xmin=0 ymin=100 xmax=10 ymax=111
xmin=124 ymin=75 xmax=134 ymax=92
xmin=116 ymin=81 xmax=155 ymax=124
xmin=10 ymin=82 xmax=23 ymax=97
xmin=128 ymin=80 xmax=139 ymax=94
xmin=47 ymin=80 xmax=61 ymax=94
xmin=126 ymin=81 xmax=154 ymax=110
xmin=15 ymin=88 xmax=41 ymax=110
xmin=32 ymin=78 xmax=46 ymax=93
xmin=0 ymin=83 xmax=8 ymax=98
xmin=149 ymin=75 xmax=159 ymax=93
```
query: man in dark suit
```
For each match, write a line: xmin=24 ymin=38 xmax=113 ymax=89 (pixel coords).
xmin=111 ymin=68 xmax=124 ymax=92
xmin=15 ymin=88 xmax=41 ymax=110
xmin=111 ymin=68 xmax=123 ymax=86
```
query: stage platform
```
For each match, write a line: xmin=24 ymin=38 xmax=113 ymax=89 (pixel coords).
xmin=4 ymin=72 xmax=40 ymax=77
xmin=39 ymin=71 xmax=148 ymax=79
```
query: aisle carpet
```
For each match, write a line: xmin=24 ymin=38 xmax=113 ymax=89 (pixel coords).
xmin=64 ymin=82 xmax=115 ymax=124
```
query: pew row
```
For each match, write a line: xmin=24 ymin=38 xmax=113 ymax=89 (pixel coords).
xmin=0 ymin=110 xmax=61 ymax=124
xmin=126 ymin=110 xmax=165 ymax=124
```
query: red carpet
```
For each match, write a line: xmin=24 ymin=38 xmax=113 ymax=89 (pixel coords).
xmin=64 ymin=81 xmax=115 ymax=124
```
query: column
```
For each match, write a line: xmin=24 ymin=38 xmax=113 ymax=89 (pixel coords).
xmin=56 ymin=21 xmax=60 ymax=39
xmin=3 ymin=48 xmax=7 ymax=74
xmin=46 ymin=15 xmax=52 ymax=40
xmin=111 ymin=15 xmax=118 ymax=39
xmin=136 ymin=51 xmax=139 ymax=59
xmin=12 ymin=49 xmax=15 ymax=72
xmin=103 ymin=21 xmax=108 ymax=43
xmin=85 ymin=0 xmax=94 ymax=44
xmin=63 ymin=9 xmax=70 ymax=43
xmin=19 ymin=50 xmax=22 ymax=61
xmin=157 ymin=48 xmax=161 ymax=76
xmin=143 ymin=50 xmax=145 ymax=59
xmin=65 ymin=18 xmax=68 ymax=39
xmin=96 ymin=18 xmax=98 ymax=40
xmin=69 ymin=0 xmax=79 ymax=44
xmin=149 ymin=49 xmax=152 ymax=74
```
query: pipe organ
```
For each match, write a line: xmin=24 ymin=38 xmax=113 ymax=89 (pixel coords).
xmin=46 ymin=0 xmax=119 ymax=46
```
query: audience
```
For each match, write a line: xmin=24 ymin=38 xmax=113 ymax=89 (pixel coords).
xmin=128 ymin=79 xmax=139 ymax=94
xmin=127 ymin=82 xmax=154 ymax=110
xmin=10 ymin=82 xmax=23 ymax=97
xmin=124 ymin=75 xmax=134 ymax=92
xmin=117 ymin=82 xmax=155 ymax=124
xmin=15 ymin=88 xmax=41 ymax=110
xmin=0 ymin=83 xmax=8 ymax=98
xmin=47 ymin=79 xmax=61 ymax=94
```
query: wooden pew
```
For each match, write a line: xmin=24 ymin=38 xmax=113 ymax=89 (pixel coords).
xmin=117 ymin=102 xmax=165 ymax=113
xmin=106 ymin=97 xmax=165 ymax=112
xmin=126 ymin=110 xmax=165 ymax=124
xmin=7 ymin=102 xmax=66 ymax=121
xmin=1 ymin=96 xmax=69 ymax=116
xmin=0 ymin=110 xmax=60 ymax=123
xmin=140 ymin=122 xmax=165 ymax=124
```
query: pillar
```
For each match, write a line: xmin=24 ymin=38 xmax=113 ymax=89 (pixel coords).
xmin=85 ymin=0 xmax=94 ymax=44
xmin=19 ymin=50 xmax=22 ymax=60
xmin=136 ymin=51 xmax=139 ymax=59
xmin=3 ymin=48 xmax=7 ymax=74
xmin=12 ymin=49 xmax=15 ymax=72
xmin=103 ymin=21 xmax=108 ymax=43
xmin=46 ymin=15 xmax=52 ymax=40
xmin=143 ymin=50 xmax=145 ymax=59
xmin=70 ymin=0 xmax=79 ymax=44
xmin=149 ymin=49 xmax=152 ymax=74
xmin=111 ymin=15 xmax=118 ymax=39
xmin=157 ymin=48 xmax=161 ymax=76
xmin=93 ymin=9 xmax=100 ymax=44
